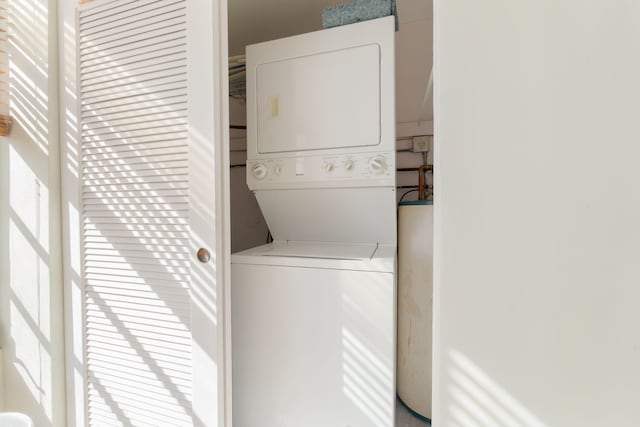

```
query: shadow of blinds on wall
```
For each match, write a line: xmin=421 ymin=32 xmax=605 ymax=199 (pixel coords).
xmin=78 ymin=0 xmax=191 ymax=425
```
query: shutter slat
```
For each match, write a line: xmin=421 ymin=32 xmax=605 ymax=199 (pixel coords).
xmin=80 ymin=30 xmax=185 ymax=65
xmin=83 ymin=189 xmax=189 ymax=200
xmin=81 ymin=107 xmax=187 ymax=131
xmin=83 ymin=160 xmax=188 ymax=173
xmin=85 ymin=301 xmax=189 ymax=321
xmin=87 ymin=285 xmax=190 ymax=303
xmin=81 ymin=88 xmax=187 ymax=114
xmin=85 ymin=221 xmax=189 ymax=229
xmin=82 ymin=147 xmax=188 ymax=162
xmin=80 ymin=41 xmax=186 ymax=76
xmin=81 ymin=72 xmax=187 ymax=100
xmin=81 ymin=57 xmax=186 ymax=89
xmin=84 ymin=233 xmax=188 ymax=243
xmin=82 ymin=165 xmax=187 ymax=176
xmin=80 ymin=80 xmax=187 ymax=107
xmin=85 ymin=264 xmax=188 ymax=279
xmin=81 ymin=92 xmax=186 ymax=114
xmin=85 ymin=272 xmax=188 ymax=288
xmin=86 ymin=308 xmax=188 ymax=336
xmin=86 ymin=324 xmax=191 ymax=348
xmin=80 ymin=0 xmax=180 ymax=27
xmin=86 ymin=389 xmax=190 ymax=421
xmin=80 ymin=12 xmax=186 ymax=53
xmin=87 ymin=397 xmax=191 ymax=426
xmin=83 ymin=211 xmax=189 ymax=223
xmin=80 ymin=3 xmax=185 ymax=42
xmin=87 ymin=379 xmax=190 ymax=406
xmin=86 ymin=336 xmax=191 ymax=360
xmin=87 ymin=318 xmax=191 ymax=341
xmin=83 ymin=249 xmax=188 ymax=261
xmin=83 ymin=157 xmax=188 ymax=171
xmin=81 ymin=132 xmax=188 ymax=150
xmin=81 ymin=101 xmax=187 ymax=125
xmin=87 ymin=394 xmax=191 ymax=424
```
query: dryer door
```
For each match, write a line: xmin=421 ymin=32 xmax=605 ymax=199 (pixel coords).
xmin=255 ymin=43 xmax=381 ymax=154
xmin=246 ymin=16 xmax=396 ymax=158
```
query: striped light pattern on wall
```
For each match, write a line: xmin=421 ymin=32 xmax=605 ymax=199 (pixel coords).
xmin=0 ymin=0 xmax=10 ymax=134
xmin=77 ymin=0 xmax=191 ymax=425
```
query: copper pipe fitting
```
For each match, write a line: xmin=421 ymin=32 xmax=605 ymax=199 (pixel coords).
xmin=418 ymin=164 xmax=432 ymax=200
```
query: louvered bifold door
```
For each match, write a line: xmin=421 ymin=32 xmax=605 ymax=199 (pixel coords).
xmin=78 ymin=0 xmax=192 ymax=425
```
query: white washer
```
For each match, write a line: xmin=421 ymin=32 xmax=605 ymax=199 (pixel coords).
xmin=232 ymin=241 xmax=396 ymax=427
xmin=232 ymin=16 xmax=396 ymax=427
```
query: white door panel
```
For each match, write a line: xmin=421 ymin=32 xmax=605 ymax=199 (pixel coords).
xmin=77 ymin=0 xmax=225 ymax=425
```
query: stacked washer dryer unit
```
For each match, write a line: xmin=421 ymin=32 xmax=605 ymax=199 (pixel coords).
xmin=231 ymin=16 xmax=396 ymax=427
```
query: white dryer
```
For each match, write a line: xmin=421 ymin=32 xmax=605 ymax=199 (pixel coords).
xmin=231 ymin=16 xmax=396 ymax=427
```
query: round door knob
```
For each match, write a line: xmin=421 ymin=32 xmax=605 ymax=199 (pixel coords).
xmin=324 ymin=162 xmax=335 ymax=173
xmin=368 ymin=156 xmax=388 ymax=174
xmin=197 ymin=248 xmax=211 ymax=263
xmin=252 ymin=163 xmax=268 ymax=180
xmin=344 ymin=160 xmax=354 ymax=171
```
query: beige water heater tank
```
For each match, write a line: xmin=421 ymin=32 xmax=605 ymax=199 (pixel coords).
xmin=397 ymin=201 xmax=433 ymax=420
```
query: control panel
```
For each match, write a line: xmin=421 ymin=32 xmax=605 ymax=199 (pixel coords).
xmin=246 ymin=151 xmax=395 ymax=190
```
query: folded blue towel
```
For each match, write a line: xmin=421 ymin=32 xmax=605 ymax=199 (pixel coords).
xmin=322 ymin=0 xmax=399 ymax=32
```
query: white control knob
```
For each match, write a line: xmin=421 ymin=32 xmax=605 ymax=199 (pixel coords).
xmin=274 ymin=165 xmax=283 ymax=176
xmin=323 ymin=162 xmax=335 ymax=173
xmin=344 ymin=160 xmax=354 ymax=171
xmin=368 ymin=156 xmax=388 ymax=174
xmin=251 ymin=163 xmax=268 ymax=180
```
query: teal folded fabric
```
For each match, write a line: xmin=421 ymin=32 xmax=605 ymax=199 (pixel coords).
xmin=322 ymin=0 xmax=399 ymax=32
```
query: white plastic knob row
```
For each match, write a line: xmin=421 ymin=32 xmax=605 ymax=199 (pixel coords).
xmin=251 ymin=156 xmax=388 ymax=180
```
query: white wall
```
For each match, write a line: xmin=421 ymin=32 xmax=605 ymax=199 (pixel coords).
xmin=433 ymin=1 xmax=640 ymax=426
xmin=228 ymin=98 xmax=269 ymax=253
xmin=0 ymin=0 xmax=66 ymax=424
xmin=395 ymin=1 xmax=434 ymax=202
xmin=396 ymin=0 xmax=432 ymax=124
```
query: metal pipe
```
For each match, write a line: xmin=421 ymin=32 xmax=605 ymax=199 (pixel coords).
xmin=397 ymin=166 xmax=433 ymax=172
xmin=397 ymin=185 xmax=432 ymax=189
xmin=418 ymin=164 xmax=431 ymax=200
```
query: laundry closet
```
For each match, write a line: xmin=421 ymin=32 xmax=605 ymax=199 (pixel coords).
xmin=227 ymin=1 xmax=432 ymax=251
xmin=226 ymin=1 xmax=433 ymax=425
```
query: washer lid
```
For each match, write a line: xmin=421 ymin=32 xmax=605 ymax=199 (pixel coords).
xmin=253 ymin=240 xmax=377 ymax=260
xmin=231 ymin=241 xmax=395 ymax=273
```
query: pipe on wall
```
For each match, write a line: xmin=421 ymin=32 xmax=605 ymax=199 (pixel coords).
xmin=418 ymin=164 xmax=432 ymax=200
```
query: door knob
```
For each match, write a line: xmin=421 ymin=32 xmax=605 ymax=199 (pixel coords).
xmin=197 ymin=248 xmax=211 ymax=263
